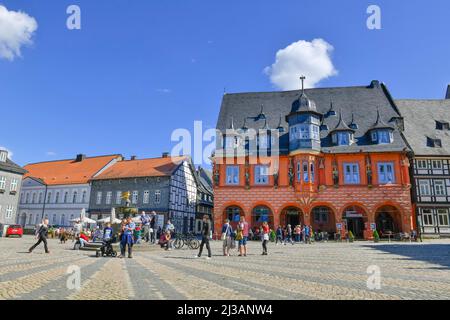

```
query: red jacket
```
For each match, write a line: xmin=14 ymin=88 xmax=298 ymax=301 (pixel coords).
xmin=80 ymin=233 xmax=89 ymax=241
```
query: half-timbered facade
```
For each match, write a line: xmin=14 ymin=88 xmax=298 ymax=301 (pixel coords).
xmin=397 ymin=95 xmax=450 ymax=238
xmin=89 ymin=155 xmax=198 ymax=234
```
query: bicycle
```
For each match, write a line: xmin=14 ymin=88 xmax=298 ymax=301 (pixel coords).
xmin=174 ymin=233 xmax=200 ymax=250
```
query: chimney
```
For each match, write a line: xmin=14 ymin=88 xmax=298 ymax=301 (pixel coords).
xmin=369 ymin=80 xmax=380 ymax=88
xmin=446 ymin=85 xmax=450 ymax=99
xmin=162 ymin=152 xmax=170 ymax=158
xmin=75 ymin=154 xmax=86 ymax=162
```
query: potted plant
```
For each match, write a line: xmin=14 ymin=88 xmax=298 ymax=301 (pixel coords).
xmin=348 ymin=231 xmax=355 ymax=243
xmin=373 ymin=230 xmax=380 ymax=243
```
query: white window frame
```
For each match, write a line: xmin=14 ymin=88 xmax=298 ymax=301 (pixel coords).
xmin=422 ymin=209 xmax=434 ymax=227
xmin=0 ymin=176 xmax=6 ymax=190
xmin=10 ymin=178 xmax=18 ymax=192
xmin=344 ymin=163 xmax=360 ymax=184
xmin=96 ymin=192 xmax=102 ymax=205
xmin=417 ymin=160 xmax=428 ymax=169
xmin=437 ymin=209 xmax=449 ymax=227
xmin=0 ymin=151 xmax=7 ymax=162
xmin=432 ymin=160 xmax=443 ymax=170
xmin=5 ymin=205 xmax=13 ymax=219
xmin=378 ymin=162 xmax=395 ymax=184
xmin=105 ymin=191 xmax=112 ymax=205
xmin=225 ymin=166 xmax=240 ymax=185
xmin=418 ymin=180 xmax=431 ymax=196
xmin=434 ymin=180 xmax=446 ymax=196
xmin=116 ymin=191 xmax=122 ymax=205
xmin=155 ymin=190 xmax=161 ymax=204
xmin=254 ymin=165 xmax=269 ymax=185
xmin=132 ymin=191 xmax=138 ymax=204
xmin=143 ymin=190 xmax=150 ymax=204
xmin=337 ymin=132 xmax=350 ymax=146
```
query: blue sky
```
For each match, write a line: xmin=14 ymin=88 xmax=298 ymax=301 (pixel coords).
xmin=1 ymin=0 xmax=450 ymax=166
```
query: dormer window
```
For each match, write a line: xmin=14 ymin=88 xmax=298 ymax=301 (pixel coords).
xmin=0 ymin=151 xmax=7 ymax=163
xmin=371 ymin=130 xmax=394 ymax=144
xmin=436 ymin=121 xmax=450 ymax=131
xmin=332 ymin=132 xmax=353 ymax=146
xmin=427 ymin=137 xmax=442 ymax=148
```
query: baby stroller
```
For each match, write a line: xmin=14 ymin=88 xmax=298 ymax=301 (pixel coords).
xmin=96 ymin=238 xmax=117 ymax=257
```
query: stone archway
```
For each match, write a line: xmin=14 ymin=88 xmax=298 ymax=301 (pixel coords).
xmin=224 ymin=206 xmax=245 ymax=229
xmin=280 ymin=207 xmax=304 ymax=228
xmin=375 ymin=205 xmax=402 ymax=235
xmin=342 ymin=205 xmax=368 ymax=239
xmin=251 ymin=206 xmax=274 ymax=229
xmin=311 ymin=206 xmax=336 ymax=234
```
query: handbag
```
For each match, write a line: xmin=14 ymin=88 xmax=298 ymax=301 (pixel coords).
xmin=221 ymin=224 xmax=230 ymax=241
xmin=235 ymin=230 xmax=243 ymax=241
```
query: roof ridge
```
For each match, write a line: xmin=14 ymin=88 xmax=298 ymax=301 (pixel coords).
xmin=24 ymin=154 xmax=121 ymax=166
xmin=224 ymin=85 xmax=372 ymax=96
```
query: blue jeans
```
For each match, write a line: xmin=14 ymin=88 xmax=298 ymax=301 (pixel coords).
xmin=238 ymin=236 xmax=248 ymax=246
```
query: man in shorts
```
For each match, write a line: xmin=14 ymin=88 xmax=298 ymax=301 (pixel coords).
xmin=238 ymin=216 xmax=249 ymax=257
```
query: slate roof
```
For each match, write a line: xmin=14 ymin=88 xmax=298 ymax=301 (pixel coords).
xmin=0 ymin=158 xmax=27 ymax=175
xmin=196 ymin=167 xmax=213 ymax=195
xmin=396 ymin=99 xmax=450 ymax=156
xmin=216 ymin=81 xmax=409 ymax=154
xmin=91 ymin=156 xmax=187 ymax=180
xmin=24 ymin=155 xmax=121 ymax=185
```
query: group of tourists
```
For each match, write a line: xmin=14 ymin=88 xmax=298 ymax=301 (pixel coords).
xmin=276 ymin=224 xmax=313 ymax=245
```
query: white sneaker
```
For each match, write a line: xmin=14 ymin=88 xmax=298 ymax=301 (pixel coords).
xmin=194 ymin=255 xmax=199 ymax=258
xmin=206 ymin=257 xmax=211 ymax=260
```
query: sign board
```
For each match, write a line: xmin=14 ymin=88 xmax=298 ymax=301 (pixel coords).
xmin=336 ymin=223 xmax=343 ymax=231
xmin=370 ymin=223 xmax=377 ymax=231
xmin=155 ymin=214 xmax=165 ymax=231
xmin=344 ymin=211 xmax=363 ymax=218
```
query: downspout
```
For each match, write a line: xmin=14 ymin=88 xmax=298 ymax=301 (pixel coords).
xmin=408 ymin=155 xmax=422 ymax=242
xmin=41 ymin=185 xmax=48 ymax=221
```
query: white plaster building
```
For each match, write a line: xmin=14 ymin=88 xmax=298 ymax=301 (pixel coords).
xmin=18 ymin=154 xmax=121 ymax=230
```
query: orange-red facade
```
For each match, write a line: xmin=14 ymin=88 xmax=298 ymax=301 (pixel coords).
xmin=213 ymin=152 xmax=414 ymax=240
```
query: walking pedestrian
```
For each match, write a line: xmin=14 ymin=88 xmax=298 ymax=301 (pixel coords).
xmin=276 ymin=226 xmax=283 ymax=245
xmin=196 ymin=215 xmax=212 ymax=259
xmin=120 ymin=217 xmax=135 ymax=258
xmin=29 ymin=219 xmax=50 ymax=254
xmin=304 ymin=225 xmax=311 ymax=244
xmin=261 ymin=221 xmax=270 ymax=255
xmin=237 ymin=216 xmax=249 ymax=257
xmin=140 ymin=211 xmax=151 ymax=242
xmin=222 ymin=219 xmax=233 ymax=256
xmin=150 ymin=211 xmax=157 ymax=244
xmin=284 ymin=224 xmax=294 ymax=245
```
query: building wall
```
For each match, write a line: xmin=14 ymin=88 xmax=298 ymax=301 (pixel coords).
xmin=169 ymin=161 xmax=197 ymax=233
xmin=88 ymin=176 xmax=171 ymax=218
xmin=18 ymin=178 xmax=90 ymax=229
xmin=0 ymin=170 xmax=23 ymax=226
xmin=213 ymin=152 xmax=413 ymax=239
xmin=411 ymin=157 xmax=450 ymax=237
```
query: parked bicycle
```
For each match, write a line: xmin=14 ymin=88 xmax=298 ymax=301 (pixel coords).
xmin=173 ymin=233 xmax=200 ymax=250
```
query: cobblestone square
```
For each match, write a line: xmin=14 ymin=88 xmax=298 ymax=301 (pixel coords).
xmin=1 ymin=236 xmax=450 ymax=300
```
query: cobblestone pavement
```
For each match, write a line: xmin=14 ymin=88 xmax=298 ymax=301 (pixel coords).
xmin=1 ymin=236 xmax=450 ymax=300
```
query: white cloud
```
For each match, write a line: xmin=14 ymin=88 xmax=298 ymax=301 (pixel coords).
xmin=46 ymin=151 xmax=56 ymax=156
xmin=0 ymin=5 xmax=38 ymax=61
xmin=264 ymin=39 xmax=337 ymax=90
xmin=0 ymin=146 xmax=13 ymax=159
